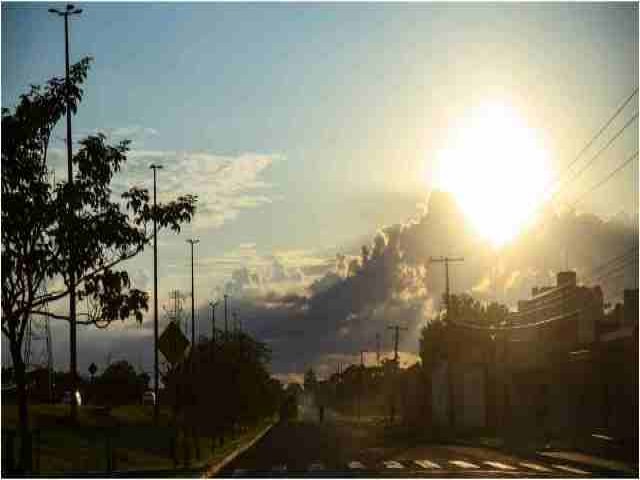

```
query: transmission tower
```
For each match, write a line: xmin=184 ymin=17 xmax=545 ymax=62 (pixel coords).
xmin=163 ymin=289 xmax=187 ymax=333
xmin=24 ymin=286 xmax=54 ymax=402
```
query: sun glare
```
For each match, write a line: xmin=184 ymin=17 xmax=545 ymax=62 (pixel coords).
xmin=433 ymin=101 xmax=552 ymax=246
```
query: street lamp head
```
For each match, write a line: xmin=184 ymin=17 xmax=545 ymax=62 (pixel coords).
xmin=149 ymin=163 xmax=163 ymax=170
xmin=72 ymin=8 xmax=82 ymax=14
xmin=66 ymin=4 xmax=75 ymax=10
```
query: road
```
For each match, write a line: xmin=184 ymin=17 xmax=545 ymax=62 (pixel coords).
xmin=216 ymin=414 xmax=632 ymax=477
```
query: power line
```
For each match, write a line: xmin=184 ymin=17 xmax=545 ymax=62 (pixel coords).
xmin=551 ymin=88 xmax=638 ymax=189
xmin=581 ymin=246 xmax=638 ymax=281
xmin=550 ymin=111 xmax=639 ymax=204
xmin=565 ymin=150 xmax=638 ymax=208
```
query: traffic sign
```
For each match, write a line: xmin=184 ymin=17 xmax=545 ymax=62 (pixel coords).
xmin=158 ymin=321 xmax=189 ymax=365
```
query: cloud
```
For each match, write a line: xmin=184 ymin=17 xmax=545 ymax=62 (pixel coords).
xmin=27 ymin=185 xmax=637 ymax=381
xmin=47 ymin=146 xmax=280 ymax=231
xmin=117 ymin=150 xmax=282 ymax=230
xmin=107 ymin=125 xmax=159 ymax=139
xmin=200 ymin=190 xmax=638 ymax=379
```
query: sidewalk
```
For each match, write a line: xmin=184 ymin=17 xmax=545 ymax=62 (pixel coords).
xmin=537 ymin=450 xmax=638 ymax=476
xmin=467 ymin=433 xmax=638 ymax=476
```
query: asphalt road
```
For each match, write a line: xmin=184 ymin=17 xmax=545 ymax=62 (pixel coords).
xmin=215 ymin=415 xmax=631 ymax=478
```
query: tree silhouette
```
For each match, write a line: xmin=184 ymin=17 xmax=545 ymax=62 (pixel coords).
xmin=304 ymin=367 xmax=317 ymax=393
xmin=1 ymin=57 xmax=196 ymax=470
xmin=163 ymin=332 xmax=280 ymax=441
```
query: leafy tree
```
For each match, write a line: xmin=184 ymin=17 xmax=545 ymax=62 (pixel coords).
xmin=1 ymin=57 xmax=196 ymax=469
xmin=303 ymin=367 xmax=317 ymax=393
xmin=446 ymin=293 xmax=509 ymax=326
xmin=419 ymin=318 xmax=448 ymax=371
xmin=93 ymin=360 xmax=149 ymax=406
xmin=164 ymin=332 xmax=279 ymax=440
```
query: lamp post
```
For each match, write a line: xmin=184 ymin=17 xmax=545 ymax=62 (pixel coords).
xmin=187 ymin=239 xmax=200 ymax=347
xmin=49 ymin=3 xmax=82 ymax=421
xmin=149 ymin=164 xmax=163 ymax=423
xmin=224 ymin=294 xmax=229 ymax=339
xmin=209 ymin=301 xmax=219 ymax=342
xmin=233 ymin=311 xmax=242 ymax=335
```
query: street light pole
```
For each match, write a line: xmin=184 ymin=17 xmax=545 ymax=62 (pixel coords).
xmin=209 ymin=301 xmax=219 ymax=342
xmin=150 ymin=164 xmax=163 ymax=424
xmin=187 ymin=239 xmax=200 ymax=348
xmin=224 ymin=294 xmax=229 ymax=339
xmin=49 ymin=3 xmax=82 ymax=421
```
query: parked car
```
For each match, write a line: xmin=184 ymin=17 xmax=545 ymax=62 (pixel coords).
xmin=142 ymin=390 xmax=156 ymax=406
xmin=62 ymin=389 xmax=82 ymax=406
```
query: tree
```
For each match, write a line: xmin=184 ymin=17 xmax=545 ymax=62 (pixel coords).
xmin=94 ymin=360 xmax=148 ymax=406
xmin=163 ymin=332 xmax=279 ymax=440
xmin=303 ymin=367 xmax=317 ymax=393
xmin=1 ymin=58 xmax=196 ymax=470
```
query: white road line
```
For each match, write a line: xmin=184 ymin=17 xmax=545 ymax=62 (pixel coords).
xmin=591 ymin=433 xmax=613 ymax=441
xmin=449 ymin=460 xmax=480 ymax=469
xmin=414 ymin=459 xmax=442 ymax=469
xmin=383 ymin=460 xmax=404 ymax=469
xmin=484 ymin=461 xmax=516 ymax=470
xmin=552 ymin=464 xmax=590 ymax=475
xmin=348 ymin=461 xmax=365 ymax=469
xmin=520 ymin=462 xmax=553 ymax=473
xmin=271 ymin=464 xmax=287 ymax=472
xmin=308 ymin=463 xmax=325 ymax=471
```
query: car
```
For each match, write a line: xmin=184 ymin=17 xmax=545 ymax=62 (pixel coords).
xmin=142 ymin=390 xmax=156 ymax=406
xmin=62 ymin=389 xmax=82 ymax=406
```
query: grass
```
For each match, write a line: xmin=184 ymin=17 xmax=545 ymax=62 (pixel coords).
xmin=2 ymin=403 xmax=272 ymax=475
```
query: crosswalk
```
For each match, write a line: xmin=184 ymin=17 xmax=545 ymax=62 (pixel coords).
xmin=232 ymin=458 xmax=591 ymax=475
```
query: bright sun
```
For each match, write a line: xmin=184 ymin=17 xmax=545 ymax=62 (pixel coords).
xmin=433 ymin=101 xmax=552 ymax=247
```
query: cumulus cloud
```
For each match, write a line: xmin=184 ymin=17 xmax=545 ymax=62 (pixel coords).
xmin=119 ymin=150 xmax=281 ymax=230
xmin=46 ymin=145 xmax=281 ymax=231
xmin=201 ymin=191 xmax=638 ymax=378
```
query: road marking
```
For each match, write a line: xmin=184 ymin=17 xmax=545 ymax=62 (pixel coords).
xmin=552 ymin=464 xmax=590 ymax=475
xmin=449 ymin=460 xmax=480 ymax=469
xmin=308 ymin=463 xmax=325 ymax=471
xmin=271 ymin=464 xmax=287 ymax=472
xmin=520 ymin=462 xmax=553 ymax=473
xmin=415 ymin=459 xmax=441 ymax=469
xmin=484 ymin=461 xmax=516 ymax=470
xmin=591 ymin=433 xmax=613 ymax=441
xmin=384 ymin=460 xmax=404 ymax=469
xmin=348 ymin=461 xmax=365 ymax=469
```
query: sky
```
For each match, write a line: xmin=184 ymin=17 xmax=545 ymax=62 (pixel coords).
xmin=2 ymin=2 xmax=638 ymax=381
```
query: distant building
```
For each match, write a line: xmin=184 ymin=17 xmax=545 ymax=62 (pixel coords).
xmin=511 ymin=271 xmax=603 ymax=348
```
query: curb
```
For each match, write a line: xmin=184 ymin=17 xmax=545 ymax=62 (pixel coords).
xmin=202 ymin=422 xmax=275 ymax=478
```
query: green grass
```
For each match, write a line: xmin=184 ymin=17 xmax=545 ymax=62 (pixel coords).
xmin=2 ymin=403 xmax=272 ymax=475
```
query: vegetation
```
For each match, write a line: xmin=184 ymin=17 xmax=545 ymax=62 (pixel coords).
xmin=1 ymin=403 xmax=271 ymax=475
xmin=2 ymin=58 xmax=196 ymax=471
xmin=162 ymin=331 xmax=283 ymax=450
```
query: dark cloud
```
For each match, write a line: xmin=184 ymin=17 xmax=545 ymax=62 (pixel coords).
xmin=27 ymin=191 xmax=636 ymax=381
xmin=207 ymin=191 xmax=638 ymax=378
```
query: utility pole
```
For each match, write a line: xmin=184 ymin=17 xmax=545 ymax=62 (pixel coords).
xmin=186 ymin=239 xmax=199 ymax=347
xmin=375 ymin=333 xmax=381 ymax=365
xmin=430 ymin=255 xmax=464 ymax=429
xmin=224 ymin=294 xmax=229 ymax=339
xmin=49 ymin=2 xmax=82 ymax=422
xmin=360 ymin=349 xmax=368 ymax=367
xmin=358 ymin=350 xmax=368 ymax=421
xmin=387 ymin=325 xmax=408 ymax=363
xmin=232 ymin=311 xmax=238 ymax=335
xmin=149 ymin=164 xmax=163 ymax=424
xmin=209 ymin=301 xmax=219 ymax=342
